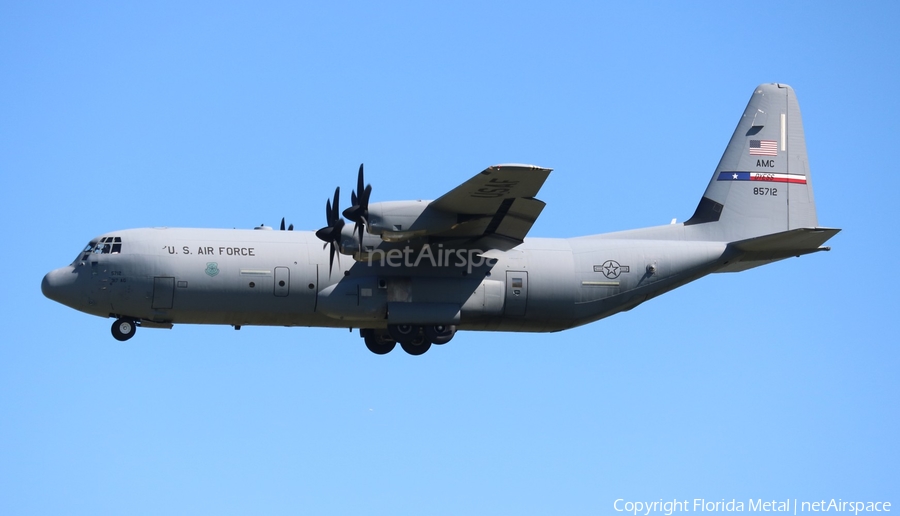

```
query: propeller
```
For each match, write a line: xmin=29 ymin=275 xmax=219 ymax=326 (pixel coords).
xmin=342 ymin=163 xmax=372 ymax=247
xmin=280 ymin=218 xmax=293 ymax=231
xmin=315 ymin=187 xmax=344 ymax=275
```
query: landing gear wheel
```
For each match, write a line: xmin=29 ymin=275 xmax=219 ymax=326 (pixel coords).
xmin=388 ymin=324 xmax=421 ymax=344
xmin=364 ymin=332 xmax=396 ymax=355
xmin=400 ymin=338 xmax=431 ymax=356
xmin=111 ymin=318 xmax=136 ymax=341
xmin=425 ymin=324 xmax=456 ymax=345
xmin=388 ymin=324 xmax=431 ymax=355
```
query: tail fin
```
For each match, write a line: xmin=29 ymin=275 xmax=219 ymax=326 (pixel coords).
xmin=685 ymin=83 xmax=822 ymax=241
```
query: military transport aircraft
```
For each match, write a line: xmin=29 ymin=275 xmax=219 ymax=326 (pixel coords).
xmin=42 ymin=84 xmax=839 ymax=356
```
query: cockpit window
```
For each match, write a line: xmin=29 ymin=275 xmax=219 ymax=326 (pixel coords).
xmin=79 ymin=237 xmax=123 ymax=261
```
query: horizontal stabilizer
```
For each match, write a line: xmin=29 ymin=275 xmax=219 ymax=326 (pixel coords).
xmin=717 ymin=227 xmax=840 ymax=273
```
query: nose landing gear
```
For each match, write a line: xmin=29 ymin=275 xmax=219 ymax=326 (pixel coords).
xmin=111 ymin=318 xmax=137 ymax=341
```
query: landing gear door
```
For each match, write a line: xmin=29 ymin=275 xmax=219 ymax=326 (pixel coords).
xmin=505 ymin=271 xmax=528 ymax=316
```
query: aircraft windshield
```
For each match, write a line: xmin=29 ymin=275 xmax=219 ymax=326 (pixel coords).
xmin=78 ymin=236 xmax=123 ymax=261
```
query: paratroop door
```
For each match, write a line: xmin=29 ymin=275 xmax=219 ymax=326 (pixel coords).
xmin=504 ymin=271 xmax=528 ymax=316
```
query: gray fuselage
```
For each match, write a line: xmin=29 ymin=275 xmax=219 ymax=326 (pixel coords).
xmin=42 ymin=225 xmax=731 ymax=333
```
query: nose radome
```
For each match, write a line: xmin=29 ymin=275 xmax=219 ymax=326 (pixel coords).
xmin=42 ymin=266 xmax=78 ymax=305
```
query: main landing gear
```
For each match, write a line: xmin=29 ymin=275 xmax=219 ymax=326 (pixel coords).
xmin=361 ymin=324 xmax=457 ymax=356
xmin=363 ymin=331 xmax=396 ymax=355
xmin=111 ymin=317 xmax=137 ymax=341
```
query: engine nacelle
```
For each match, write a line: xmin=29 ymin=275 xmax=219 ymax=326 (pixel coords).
xmin=367 ymin=201 xmax=458 ymax=242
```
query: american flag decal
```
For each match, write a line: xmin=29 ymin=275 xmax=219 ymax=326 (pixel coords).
xmin=749 ymin=139 xmax=778 ymax=156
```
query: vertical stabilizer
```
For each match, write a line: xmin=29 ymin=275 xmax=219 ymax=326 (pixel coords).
xmin=685 ymin=84 xmax=819 ymax=241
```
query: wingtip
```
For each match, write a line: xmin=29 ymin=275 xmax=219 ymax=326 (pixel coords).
xmin=489 ymin=163 xmax=553 ymax=173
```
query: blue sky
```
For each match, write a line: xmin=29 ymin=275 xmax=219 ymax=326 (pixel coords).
xmin=2 ymin=1 xmax=897 ymax=514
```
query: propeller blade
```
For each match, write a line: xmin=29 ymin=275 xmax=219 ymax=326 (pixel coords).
xmin=317 ymin=186 xmax=345 ymax=277
xmin=317 ymin=188 xmax=343 ymax=243
xmin=331 ymin=187 xmax=341 ymax=224
xmin=280 ymin=217 xmax=285 ymax=231
xmin=327 ymin=241 xmax=342 ymax=278
xmin=357 ymin=215 xmax=367 ymax=246
xmin=342 ymin=163 xmax=372 ymax=248
xmin=328 ymin=244 xmax=335 ymax=274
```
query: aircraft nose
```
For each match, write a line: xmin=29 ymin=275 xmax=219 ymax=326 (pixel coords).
xmin=42 ymin=266 xmax=79 ymax=306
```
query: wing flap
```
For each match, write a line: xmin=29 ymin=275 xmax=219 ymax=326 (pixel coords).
xmin=491 ymin=197 xmax=546 ymax=242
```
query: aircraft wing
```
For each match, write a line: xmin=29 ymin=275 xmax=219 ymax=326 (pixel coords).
xmin=428 ymin=164 xmax=552 ymax=249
